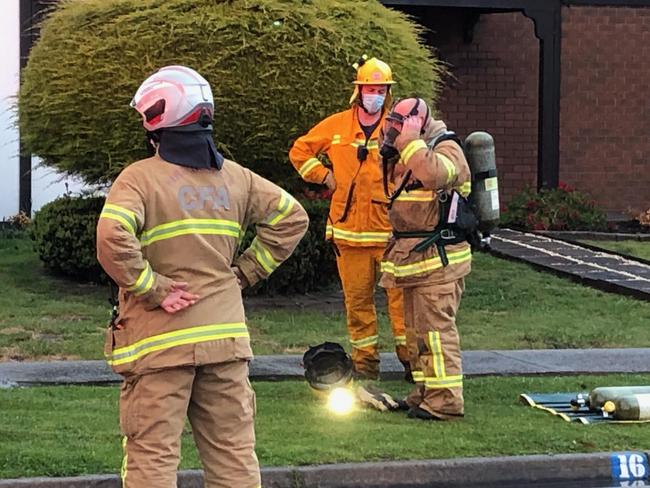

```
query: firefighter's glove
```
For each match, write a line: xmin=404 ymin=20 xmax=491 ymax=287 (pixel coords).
xmin=356 ymin=385 xmax=400 ymax=412
xmin=394 ymin=116 xmax=423 ymax=151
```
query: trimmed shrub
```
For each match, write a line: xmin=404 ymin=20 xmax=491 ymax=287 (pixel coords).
xmin=501 ymin=183 xmax=607 ymax=231
xmin=19 ymin=0 xmax=443 ymax=189
xmin=31 ymin=195 xmax=106 ymax=281
xmin=31 ymin=194 xmax=337 ymax=292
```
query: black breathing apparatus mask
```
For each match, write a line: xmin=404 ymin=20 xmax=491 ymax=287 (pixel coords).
xmin=379 ymin=98 xmax=430 ymax=162
xmin=380 ymin=98 xmax=430 ymax=202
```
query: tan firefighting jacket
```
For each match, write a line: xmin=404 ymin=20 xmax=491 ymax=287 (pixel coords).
xmin=380 ymin=124 xmax=472 ymax=288
xmin=97 ymin=155 xmax=308 ymax=376
xmin=289 ymin=108 xmax=392 ymax=247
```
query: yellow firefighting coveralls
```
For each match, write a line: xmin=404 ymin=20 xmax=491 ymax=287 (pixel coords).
xmin=380 ymin=124 xmax=472 ymax=419
xmin=97 ymin=155 xmax=308 ymax=487
xmin=289 ymin=107 xmax=407 ymax=378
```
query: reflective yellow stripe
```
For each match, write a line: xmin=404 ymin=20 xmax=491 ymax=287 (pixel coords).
xmin=351 ymin=139 xmax=379 ymax=149
xmin=140 ymin=218 xmax=241 ymax=247
xmin=428 ymin=331 xmax=446 ymax=378
xmin=350 ymin=335 xmax=379 ymax=348
xmin=424 ymin=375 xmax=463 ymax=389
xmin=394 ymin=335 xmax=407 ymax=346
xmin=381 ymin=247 xmax=472 ymax=278
xmin=299 ymin=158 xmax=324 ymax=177
xmin=326 ymin=225 xmax=390 ymax=243
xmin=400 ymin=139 xmax=428 ymax=165
xmin=412 ymin=371 xmax=425 ymax=383
xmin=100 ymin=204 xmax=137 ymax=235
xmin=121 ymin=436 xmax=128 ymax=484
xmin=251 ymin=238 xmax=279 ymax=274
xmin=265 ymin=190 xmax=296 ymax=226
xmin=128 ymin=262 xmax=154 ymax=296
xmin=438 ymin=153 xmax=457 ymax=184
xmin=106 ymin=322 xmax=249 ymax=366
xmin=332 ymin=134 xmax=341 ymax=145
xmin=454 ymin=181 xmax=472 ymax=197
xmin=394 ymin=189 xmax=435 ymax=202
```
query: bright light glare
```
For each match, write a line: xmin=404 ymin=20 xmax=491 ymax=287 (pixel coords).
xmin=327 ymin=387 xmax=356 ymax=415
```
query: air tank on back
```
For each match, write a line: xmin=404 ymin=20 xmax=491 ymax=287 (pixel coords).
xmin=464 ymin=132 xmax=500 ymax=235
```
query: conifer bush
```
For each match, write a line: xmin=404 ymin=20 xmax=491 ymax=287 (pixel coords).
xmin=21 ymin=0 xmax=444 ymax=292
xmin=19 ymin=0 xmax=443 ymax=188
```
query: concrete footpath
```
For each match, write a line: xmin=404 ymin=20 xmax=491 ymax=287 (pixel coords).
xmin=0 ymin=453 xmax=648 ymax=487
xmin=1 ymin=348 xmax=650 ymax=387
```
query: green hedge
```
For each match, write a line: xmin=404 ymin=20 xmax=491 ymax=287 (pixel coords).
xmin=31 ymin=195 xmax=106 ymax=281
xmin=31 ymin=195 xmax=337 ymax=293
xmin=19 ymin=0 xmax=443 ymax=189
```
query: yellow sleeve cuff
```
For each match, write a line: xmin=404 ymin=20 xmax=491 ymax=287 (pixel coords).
xmin=400 ymin=139 xmax=428 ymax=165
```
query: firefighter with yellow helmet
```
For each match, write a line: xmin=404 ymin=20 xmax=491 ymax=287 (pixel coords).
xmin=289 ymin=56 xmax=410 ymax=381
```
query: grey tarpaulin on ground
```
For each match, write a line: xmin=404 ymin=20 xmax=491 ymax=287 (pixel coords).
xmin=0 ymin=453 xmax=648 ymax=487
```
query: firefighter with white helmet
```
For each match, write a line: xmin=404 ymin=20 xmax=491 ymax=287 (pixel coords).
xmin=97 ymin=65 xmax=309 ymax=487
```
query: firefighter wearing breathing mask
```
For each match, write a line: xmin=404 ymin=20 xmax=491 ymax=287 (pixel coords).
xmin=289 ymin=56 xmax=409 ymax=381
xmin=378 ymin=98 xmax=472 ymax=421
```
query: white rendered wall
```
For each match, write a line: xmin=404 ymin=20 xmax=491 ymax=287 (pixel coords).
xmin=0 ymin=0 xmax=20 ymax=219
xmin=0 ymin=0 xmax=86 ymax=220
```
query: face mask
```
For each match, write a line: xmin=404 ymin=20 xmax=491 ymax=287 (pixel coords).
xmin=362 ymin=94 xmax=386 ymax=114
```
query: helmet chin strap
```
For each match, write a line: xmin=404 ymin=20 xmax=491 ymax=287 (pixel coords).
xmin=358 ymin=93 xmax=371 ymax=115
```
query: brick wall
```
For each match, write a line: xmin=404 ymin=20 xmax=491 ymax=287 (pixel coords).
xmin=424 ymin=10 xmax=540 ymax=204
xmin=561 ymin=6 xmax=650 ymax=214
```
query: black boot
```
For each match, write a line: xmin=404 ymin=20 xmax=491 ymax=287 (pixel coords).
xmin=407 ymin=406 xmax=440 ymax=421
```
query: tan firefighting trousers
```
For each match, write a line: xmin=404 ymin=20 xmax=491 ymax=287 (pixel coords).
xmin=403 ymin=279 xmax=465 ymax=419
xmin=119 ymin=360 xmax=260 ymax=488
xmin=335 ymin=245 xmax=408 ymax=378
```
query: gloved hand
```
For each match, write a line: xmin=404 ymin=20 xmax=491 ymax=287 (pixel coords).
xmin=356 ymin=384 xmax=401 ymax=412
xmin=394 ymin=115 xmax=423 ymax=150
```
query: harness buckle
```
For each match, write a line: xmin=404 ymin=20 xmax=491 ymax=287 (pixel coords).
xmin=441 ymin=228 xmax=456 ymax=240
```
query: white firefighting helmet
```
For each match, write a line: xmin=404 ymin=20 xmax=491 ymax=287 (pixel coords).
xmin=131 ymin=65 xmax=214 ymax=131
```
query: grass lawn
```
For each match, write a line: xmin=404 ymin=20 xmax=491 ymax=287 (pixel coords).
xmin=580 ymin=240 xmax=650 ymax=261
xmin=0 ymin=374 xmax=649 ymax=479
xmin=2 ymin=233 xmax=650 ymax=360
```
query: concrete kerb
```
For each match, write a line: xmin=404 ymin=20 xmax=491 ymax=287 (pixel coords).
xmin=0 ymin=452 xmax=645 ymax=488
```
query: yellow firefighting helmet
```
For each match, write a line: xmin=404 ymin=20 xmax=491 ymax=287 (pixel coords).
xmin=303 ymin=342 xmax=353 ymax=394
xmin=349 ymin=55 xmax=396 ymax=105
